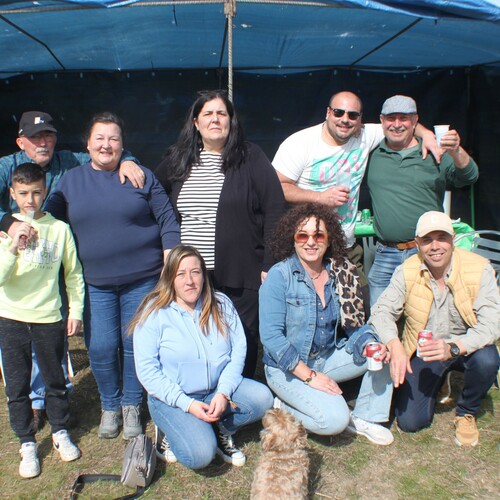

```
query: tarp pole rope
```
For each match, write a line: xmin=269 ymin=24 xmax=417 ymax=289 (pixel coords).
xmin=224 ymin=0 xmax=236 ymax=101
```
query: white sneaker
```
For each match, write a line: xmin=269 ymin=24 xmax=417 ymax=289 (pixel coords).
xmin=19 ymin=442 xmax=40 ymax=478
xmin=346 ymin=414 xmax=394 ymax=446
xmin=154 ymin=425 xmax=177 ymax=463
xmin=52 ymin=430 xmax=81 ymax=462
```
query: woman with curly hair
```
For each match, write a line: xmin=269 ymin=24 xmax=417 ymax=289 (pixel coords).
xmin=132 ymin=245 xmax=273 ymax=469
xmin=259 ymin=203 xmax=394 ymax=445
xmin=155 ymin=90 xmax=285 ymax=378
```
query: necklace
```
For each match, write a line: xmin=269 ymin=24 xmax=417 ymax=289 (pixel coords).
xmin=310 ymin=269 xmax=324 ymax=280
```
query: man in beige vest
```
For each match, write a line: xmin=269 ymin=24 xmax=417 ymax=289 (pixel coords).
xmin=369 ymin=211 xmax=499 ymax=446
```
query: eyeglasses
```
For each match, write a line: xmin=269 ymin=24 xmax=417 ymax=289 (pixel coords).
xmin=328 ymin=107 xmax=361 ymax=120
xmin=294 ymin=232 xmax=328 ymax=244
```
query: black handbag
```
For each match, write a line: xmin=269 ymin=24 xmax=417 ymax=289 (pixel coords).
xmin=70 ymin=434 xmax=157 ymax=499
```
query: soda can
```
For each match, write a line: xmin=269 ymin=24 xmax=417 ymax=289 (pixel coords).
xmin=361 ymin=208 xmax=371 ymax=225
xmin=417 ymin=330 xmax=433 ymax=357
xmin=365 ymin=342 xmax=383 ymax=371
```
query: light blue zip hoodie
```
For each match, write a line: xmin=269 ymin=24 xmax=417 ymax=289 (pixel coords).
xmin=133 ymin=292 xmax=246 ymax=412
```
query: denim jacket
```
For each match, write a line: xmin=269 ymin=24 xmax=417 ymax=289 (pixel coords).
xmin=259 ymin=254 xmax=378 ymax=373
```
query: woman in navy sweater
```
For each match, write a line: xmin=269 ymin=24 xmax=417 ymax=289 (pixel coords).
xmin=46 ymin=112 xmax=179 ymax=440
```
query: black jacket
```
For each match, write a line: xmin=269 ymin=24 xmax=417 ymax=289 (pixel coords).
xmin=156 ymin=142 xmax=286 ymax=291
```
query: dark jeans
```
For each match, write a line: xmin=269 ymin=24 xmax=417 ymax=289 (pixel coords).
xmin=0 ymin=317 xmax=69 ymax=443
xmin=218 ymin=286 xmax=259 ymax=379
xmin=395 ymin=344 xmax=500 ymax=432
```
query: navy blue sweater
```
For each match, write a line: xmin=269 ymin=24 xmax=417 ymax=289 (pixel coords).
xmin=46 ymin=162 xmax=179 ymax=286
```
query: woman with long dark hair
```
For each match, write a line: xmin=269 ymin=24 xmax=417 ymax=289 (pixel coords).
xmin=155 ymin=90 xmax=286 ymax=378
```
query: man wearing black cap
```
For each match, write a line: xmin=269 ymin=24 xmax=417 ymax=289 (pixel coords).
xmin=366 ymin=95 xmax=479 ymax=307
xmin=0 ymin=111 xmax=143 ymax=428
xmin=0 ymin=110 xmax=143 ymax=237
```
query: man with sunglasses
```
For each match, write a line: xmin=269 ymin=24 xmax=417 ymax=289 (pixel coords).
xmin=366 ymin=95 xmax=478 ymax=307
xmin=273 ymin=91 xmax=436 ymax=306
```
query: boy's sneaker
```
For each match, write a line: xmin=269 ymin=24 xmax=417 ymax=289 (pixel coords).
xmin=212 ymin=423 xmax=246 ymax=467
xmin=346 ymin=413 xmax=394 ymax=446
xmin=19 ymin=442 xmax=40 ymax=478
xmin=98 ymin=409 xmax=122 ymax=439
xmin=154 ymin=425 xmax=177 ymax=463
xmin=52 ymin=430 xmax=81 ymax=462
xmin=122 ymin=405 xmax=142 ymax=440
xmin=454 ymin=414 xmax=479 ymax=447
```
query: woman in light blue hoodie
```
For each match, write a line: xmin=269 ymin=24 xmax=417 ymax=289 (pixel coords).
xmin=131 ymin=245 xmax=272 ymax=469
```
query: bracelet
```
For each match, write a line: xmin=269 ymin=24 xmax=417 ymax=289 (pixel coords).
xmin=304 ymin=370 xmax=317 ymax=385
xmin=220 ymin=393 xmax=238 ymax=409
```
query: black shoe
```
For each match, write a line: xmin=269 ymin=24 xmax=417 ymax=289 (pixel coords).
xmin=212 ymin=423 xmax=246 ymax=467
xmin=33 ymin=409 xmax=46 ymax=433
xmin=154 ymin=425 xmax=177 ymax=463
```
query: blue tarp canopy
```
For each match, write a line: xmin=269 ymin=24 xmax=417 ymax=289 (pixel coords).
xmin=1 ymin=0 xmax=499 ymax=78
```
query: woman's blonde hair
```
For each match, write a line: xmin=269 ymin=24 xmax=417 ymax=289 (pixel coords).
xmin=128 ymin=245 xmax=228 ymax=337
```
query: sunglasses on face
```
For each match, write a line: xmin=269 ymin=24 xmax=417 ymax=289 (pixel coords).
xmin=294 ymin=231 xmax=328 ymax=244
xmin=328 ymin=106 xmax=361 ymax=120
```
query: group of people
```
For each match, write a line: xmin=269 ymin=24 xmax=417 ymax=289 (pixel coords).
xmin=0 ymin=89 xmax=498 ymax=482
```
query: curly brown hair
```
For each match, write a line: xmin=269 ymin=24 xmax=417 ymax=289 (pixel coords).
xmin=269 ymin=203 xmax=347 ymax=264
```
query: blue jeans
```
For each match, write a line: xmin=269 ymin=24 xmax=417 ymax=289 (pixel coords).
xmin=148 ymin=378 xmax=273 ymax=469
xmin=85 ymin=276 xmax=158 ymax=410
xmin=368 ymin=242 xmax=418 ymax=306
xmin=30 ymin=341 xmax=72 ymax=410
xmin=395 ymin=345 xmax=500 ymax=432
xmin=265 ymin=346 xmax=393 ymax=436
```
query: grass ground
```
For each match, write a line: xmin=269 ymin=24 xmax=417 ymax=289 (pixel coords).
xmin=0 ymin=336 xmax=498 ymax=500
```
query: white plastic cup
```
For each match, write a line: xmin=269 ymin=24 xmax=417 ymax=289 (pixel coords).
xmin=434 ymin=125 xmax=450 ymax=146
xmin=337 ymin=167 xmax=352 ymax=189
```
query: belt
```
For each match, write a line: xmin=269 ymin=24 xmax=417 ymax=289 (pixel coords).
xmin=379 ymin=239 xmax=417 ymax=250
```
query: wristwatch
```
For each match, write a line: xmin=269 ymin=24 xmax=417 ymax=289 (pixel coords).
xmin=449 ymin=343 xmax=461 ymax=358
xmin=304 ymin=370 xmax=317 ymax=385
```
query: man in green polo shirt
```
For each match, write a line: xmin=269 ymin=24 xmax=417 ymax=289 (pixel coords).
xmin=366 ymin=95 xmax=478 ymax=306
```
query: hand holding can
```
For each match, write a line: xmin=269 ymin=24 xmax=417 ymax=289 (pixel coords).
xmin=365 ymin=342 xmax=383 ymax=371
xmin=416 ymin=330 xmax=433 ymax=358
xmin=18 ymin=209 xmax=35 ymax=250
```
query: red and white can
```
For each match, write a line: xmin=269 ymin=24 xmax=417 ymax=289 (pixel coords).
xmin=417 ymin=330 xmax=433 ymax=357
xmin=365 ymin=342 xmax=383 ymax=371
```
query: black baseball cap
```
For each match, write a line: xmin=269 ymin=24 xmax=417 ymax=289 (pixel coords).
xmin=18 ymin=111 xmax=57 ymax=137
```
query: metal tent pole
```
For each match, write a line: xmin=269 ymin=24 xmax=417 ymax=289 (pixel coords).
xmin=224 ymin=0 xmax=236 ymax=101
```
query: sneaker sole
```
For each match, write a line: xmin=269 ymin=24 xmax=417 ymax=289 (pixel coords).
xmin=56 ymin=450 xmax=81 ymax=462
xmin=155 ymin=449 xmax=178 ymax=464
xmin=345 ymin=424 xmax=394 ymax=446
xmin=216 ymin=448 xmax=246 ymax=467
xmin=19 ymin=467 xmax=41 ymax=479
xmin=123 ymin=429 xmax=142 ymax=440
xmin=98 ymin=430 xmax=120 ymax=439
xmin=454 ymin=436 xmax=478 ymax=447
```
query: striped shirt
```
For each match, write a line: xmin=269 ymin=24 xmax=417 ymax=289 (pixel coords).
xmin=177 ymin=151 xmax=225 ymax=269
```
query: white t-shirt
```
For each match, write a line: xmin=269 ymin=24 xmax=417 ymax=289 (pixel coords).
xmin=273 ymin=123 xmax=384 ymax=247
